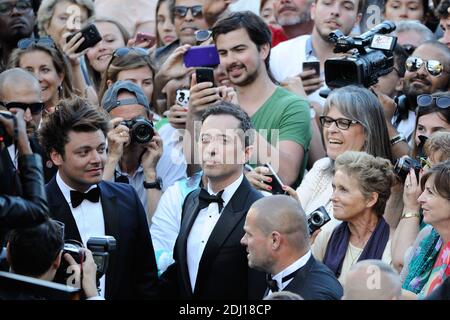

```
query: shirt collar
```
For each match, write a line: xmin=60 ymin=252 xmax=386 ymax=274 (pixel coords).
xmin=305 ymin=36 xmax=316 ymax=58
xmin=272 ymin=250 xmax=312 ymax=289
xmin=207 ymin=174 xmax=243 ymax=209
xmin=115 ymin=164 xmax=144 ymax=178
xmin=56 ymin=171 xmax=98 ymax=206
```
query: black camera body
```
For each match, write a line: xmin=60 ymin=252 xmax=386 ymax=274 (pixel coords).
xmin=0 ymin=111 xmax=14 ymax=148
xmin=325 ymin=21 xmax=397 ymax=88
xmin=120 ymin=117 xmax=154 ymax=144
xmin=307 ymin=206 xmax=331 ymax=235
xmin=87 ymin=236 xmax=116 ymax=278
xmin=394 ymin=156 xmax=422 ymax=182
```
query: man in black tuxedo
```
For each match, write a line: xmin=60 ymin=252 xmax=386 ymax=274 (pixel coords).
xmin=160 ymin=101 xmax=265 ymax=300
xmin=39 ymin=98 xmax=159 ymax=299
xmin=241 ymin=195 xmax=343 ymax=300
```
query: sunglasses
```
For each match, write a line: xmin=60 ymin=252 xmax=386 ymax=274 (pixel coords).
xmin=17 ymin=36 xmax=55 ymax=50
xmin=1 ymin=101 xmax=44 ymax=115
xmin=319 ymin=116 xmax=359 ymax=130
xmin=417 ymin=94 xmax=450 ymax=109
xmin=405 ymin=56 xmax=444 ymax=76
xmin=0 ymin=0 xmax=32 ymax=15
xmin=173 ymin=5 xmax=203 ymax=18
xmin=113 ymin=47 xmax=148 ymax=58
xmin=195 ymin=29 xmax=212 ymax=43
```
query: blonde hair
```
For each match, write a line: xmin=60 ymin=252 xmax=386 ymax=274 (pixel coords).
xmin=424 ymin=131 xmax=450 ymax=163
xmin=334 ymin=151 xmax=395 ymax=217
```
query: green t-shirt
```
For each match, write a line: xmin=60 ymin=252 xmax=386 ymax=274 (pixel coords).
xmin=251 ymin=87 xmax=312 ymax=186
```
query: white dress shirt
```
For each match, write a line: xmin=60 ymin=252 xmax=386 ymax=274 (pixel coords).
xmin=187 ymin=174 xmax=243 ymax=292
xmin=56 ymin=171 xmax=106 ymax=297
xmin=269 ymin=250 xmax=312 ymax=295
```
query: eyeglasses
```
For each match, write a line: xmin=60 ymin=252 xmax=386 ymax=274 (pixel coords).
xmin=402 ymin=44 xmax=416 ymax=56
xmin=0 ymin=0 xmax=32 ymax=15
xmin=195 ymin=29 xmax=212 ymax=43
xmin=173 ymin=5 xmax=203 ymax=18
xmin=319 ymin=116 xmax=359 ymax=130
xmin=17 ymin=36 xmax=55 ymax=50
xmin=405 ymin=56 xmax=444 ymax=76
xmin=0 ymin=101 xmax=44 ymax=115
xmin=113 ymin=47 xmax=148 ymax=58
xmin=417 ymin=94 xmax=450 ymax=109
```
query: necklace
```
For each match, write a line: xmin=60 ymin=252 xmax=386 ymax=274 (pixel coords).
xmin=348 ymin=244 xmax=363 ymax=265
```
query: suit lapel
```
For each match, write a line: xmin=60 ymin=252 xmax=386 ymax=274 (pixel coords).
xmin=284 ymin=255 xmax=314 ymax=293
xmin=194 ymin=179 xmax=251 ymax=295
xmin=98 ymin=182 xmax=120 ymax=299
xmin=46 ymin=177 xmax=82 ymax=242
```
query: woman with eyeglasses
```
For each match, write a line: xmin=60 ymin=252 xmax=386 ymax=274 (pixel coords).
xmin=400 ymin=160 xmax=450 ymax=299
xmin=8 ymin=38 xmax=75 ymax=116
xmin=284 ymin=86 xmax=393 ymax=230
xmin=155 ymin=0 xmax=178 ymax=47
xmin=84 ymin=18 xmax=130 ymax=93
xmin=311 ymin=151 xmax=396 ymax=285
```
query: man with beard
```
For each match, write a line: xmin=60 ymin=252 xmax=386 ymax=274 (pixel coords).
xmin=394 ymin=41 xmax=450 ymax=144
xmin=270 ymin=0 xmax=362 ymax=104
xmin=273 ymin=0 xmax=314 ymax=39
xmin=0 ymin=68 xmax=57 ymax=195
xmin=0 ymin=0 xmax=35 ymax=72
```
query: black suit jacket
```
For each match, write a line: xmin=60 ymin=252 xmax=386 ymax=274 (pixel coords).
xmin=268 ymin=255 xmax=343 ymax=300
xmin=160 ymin=176 xmax=266 ymax=300
xmin=46 ymin=177 xmax=159 ymax=300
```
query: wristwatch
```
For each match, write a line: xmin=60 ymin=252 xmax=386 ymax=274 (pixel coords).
xmin=143 ymin=177 xmax=162 ymax=190
xmin=390 ymin=134 xmax=406 ymax=146
xmin=401 ymin=211 xmax=420 ymax=219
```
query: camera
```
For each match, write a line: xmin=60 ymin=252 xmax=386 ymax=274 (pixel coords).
xmin=325 ymin=21 xmax=397 ymax=88
xmin=307 ymin=206 xmax=331 ymax=235
xmin=120 ymin=117 xmax=154 ymax=144
xmin=394 ymin=156 xmax=422 ymax=182
xmin=87 ymin=236 xmax=116 ymax=279
xmin=0 ymin=111 xmax=14 ymax=148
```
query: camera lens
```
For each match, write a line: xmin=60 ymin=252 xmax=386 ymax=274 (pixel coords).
xmin=133 ymin=123 xmax=154 ymax=144
xmin=311 ymin=212 xmax=324 ymax=226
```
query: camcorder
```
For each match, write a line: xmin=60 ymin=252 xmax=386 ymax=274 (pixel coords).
xmin=307 ymin=206 xmax=331 ymax=235
xmin=325 ymin=21 xmax=397 ymax=89
xmin=120 ymin=117 xmax=155 ymax=144
xmin=55 ymin=236 xmax=116 ymax=287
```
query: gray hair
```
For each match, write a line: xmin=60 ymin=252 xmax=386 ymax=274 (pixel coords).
xmin=394 ymin=20 xmax=436 ymax=43
xmin=37 ymin=0 xmax=95 ymax=37
xmin=323 ymin=85 xmax=393 ymax=162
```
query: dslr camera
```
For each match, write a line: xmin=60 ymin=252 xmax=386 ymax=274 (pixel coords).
xmin=307 ymin=206 xmax=331 ymax=235
xmin=120 ymin=117 xmax=154 ymax=144
xmin=325 ymin=21 xmax=397 ymax=88
xmin=394 ymin=156 xmax=422 ymax=182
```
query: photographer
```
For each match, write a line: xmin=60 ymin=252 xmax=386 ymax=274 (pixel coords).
xmin=3 ymin=218 xmax=101 ymax=300
xmin=0 ymin=108 xmax=47 ymax=253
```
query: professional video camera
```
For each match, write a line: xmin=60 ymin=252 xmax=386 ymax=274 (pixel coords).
xmin=324 ymin=21 xmax=397 ymax=89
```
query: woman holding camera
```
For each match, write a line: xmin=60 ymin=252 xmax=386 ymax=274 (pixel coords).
xmin=311 ymin=151 xmax=396 ymax=284
xmin=284 ymin=86 xmax=393 ymax=229
xmin=401 ymin=160 xmax=450 ymax=298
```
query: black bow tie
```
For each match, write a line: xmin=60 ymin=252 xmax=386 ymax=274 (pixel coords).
xmin=70 ymin=187 xmax=100 ymax=208
xmin=266 ymin=269 xmax=300 ymax=293
xmin=198 ymin=188 xmax=224 ymax=212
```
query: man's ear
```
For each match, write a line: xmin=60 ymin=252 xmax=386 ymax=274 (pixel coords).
xmin=50 ymin=149 xmax=63 ymax=166
xmin=107 ymin=79 xmax=113 ymax=88
xmin=395 ymin=77 xmax=404 ymax=92
xmin=311 ymin=2 xmax=316 ymax=21
xmin=260 ymin=43 xmax=271 ymax=61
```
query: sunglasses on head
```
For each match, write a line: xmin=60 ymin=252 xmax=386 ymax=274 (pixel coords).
xmin=319 ymin=116 xmax=359 ymax=130
xmin=0 ymin=102 xmax=44 ymax=115
xmin=405 ymin=56 xmax=444 ymax=76
xmin=195 ymin=29 xmax=212 ymax=43
xmin=113 ymin=47 xmax=148 ymax=58
xmin=173 ymin=5 xmax=203 ymax=18
xmin=417 ymin=94 xmax=450 ymax=109
xmin=17 ymin=36 xmax=55 ymax=50
xmin=0 ymin=0 xmax=32 ymax=15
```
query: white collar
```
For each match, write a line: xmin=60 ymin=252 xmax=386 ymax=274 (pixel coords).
xmin=56 ymin=171 xmax=99 ymax=207
xmin=272 ymin=250 xmax=312 ymax=287
xmin=207 ymin=174 xmax=243 ymax=209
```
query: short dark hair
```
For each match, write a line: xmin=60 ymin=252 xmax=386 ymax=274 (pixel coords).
xmin=8 ymin=219 xmax=63 ymax=277
xmin=420 ymin=160 xmax=450 ymax=201
xmin=212 ymin=11 xmax=275 ymax=81
xmin=435 ymin=0 xmax=450 ymax=19
xmin=39 ymin=97 xmax=110 ymax=159
xmin=201 ymin=101 xmax=254 ymax=147
xmin=394 ymin=44 xmax=408 ymax=77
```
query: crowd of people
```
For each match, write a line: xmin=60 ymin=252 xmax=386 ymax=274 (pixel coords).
xmin=0 ymin=0 xmax=449 ymax=301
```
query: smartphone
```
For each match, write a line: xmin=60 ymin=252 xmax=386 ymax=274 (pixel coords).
xmin=175 ymin=89 xmax=190 ymax=107
xmin=302 ymin=61 xmax=320 ymax=78
xmin=66 ymin=24 xmax=102 ymax=53
xmin=196 ymin=67 xmax=215 ymax=85
xmin=264 ymin=163 xmax=287 ymax=195
xmin=183 ymin=45 xmax=220 ymax=68
xmin=135 ymin=32 xmax=156 ymax=47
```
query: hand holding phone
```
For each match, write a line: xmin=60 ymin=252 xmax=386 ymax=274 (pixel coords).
xmin=135 ymin=32 xmax=156 ymax=47
xmin=302 ymin=61 xmax=320 ymax=78
xmin=196 ymin=67 xmax=215 ymax=85
xmin=264 ymin=163 xmax=287 ymax=195
xmin=183 ymin=45 xmax=220 ymax=68
xmin=66 ymin=24 xmax=102 ymax=53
